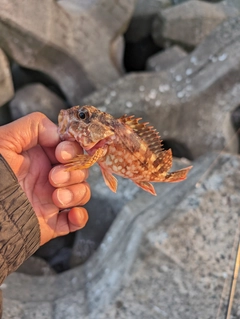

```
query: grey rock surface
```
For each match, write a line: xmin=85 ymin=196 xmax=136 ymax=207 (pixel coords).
xmin=16 ymin=256 xmax=56 ymax=276
xmin=152 ymin=0 xmax=240 ymax=49
xmin=9 ymin=83 xmax=67 ymax=123
xmin=70 ymin=197 xmax=116 ymax=267
xmin=146 ymin=45 xmax=187 ymax=71
xmin=222 ymin=0 xmax=240 ymax=11
xmin=87 ymin=165 xmax=140 ymax=215
xmin=0 ymin=49 xmax=14 ymax=107
xmin=0 ymin=0 xmax=136 ymax=104
xmin=83 ymin=16 xmax=240 ymax=158
xmin=2 ymin=152 xmax=240 ymax=318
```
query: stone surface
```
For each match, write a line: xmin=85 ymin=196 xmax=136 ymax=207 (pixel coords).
xmin=146 ymin=45 xmax=187 ymax=71
xmin=0 ymin=49 xmax=14 ymax=107
xmin=152 ymin=0 xmax=240 ymax=49
xmin=70 ymin=197 xmax=116 ymax=267
xmin=69 ymin=164 xmax=141 ymax=268
xmin=87 ymin=164 xmax=140 ymax=214
xmin=78 ymin=152 xmax=240 ymax=319
xmin=11 ymin=63 xmax=65 ymax=100
xmin=125 ymin=0 xmax=171 ymax=43
xmin=35 ymin=233 xmax=75 ymax=273
xmin=83 ymin=16 xmax=240 ymax=158
xmin=16 ymin=256 xmax=56 ymax=276
xmin=2 ymin=152 xmax=240 ymax=318
xmin=0 ymin=0 xmax=136 ymax=104
xmin=9 ymin=83 xmax=67 ymax=123
xmin=222 ymin=0 xmax=240 ymax=11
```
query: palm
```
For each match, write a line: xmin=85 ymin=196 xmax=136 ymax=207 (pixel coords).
xmin=18 ymin=145 xmax=59 ymax=242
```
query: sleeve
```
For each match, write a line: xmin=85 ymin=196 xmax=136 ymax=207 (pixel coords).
xmin=0 ymin=154 xmax=40 ymax=283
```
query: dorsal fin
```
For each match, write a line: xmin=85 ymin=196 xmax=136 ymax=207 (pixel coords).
xmin=119 ymin=114 xmax=164 ymax=155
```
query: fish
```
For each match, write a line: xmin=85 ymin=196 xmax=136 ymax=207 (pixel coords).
xmin=58 ymin=105 xmax=192 ymax=195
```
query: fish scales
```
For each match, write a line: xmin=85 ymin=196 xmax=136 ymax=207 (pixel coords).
xmin=58 ymin=105 xmax=192 ymax=195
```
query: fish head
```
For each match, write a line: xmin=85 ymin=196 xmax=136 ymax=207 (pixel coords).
xmin=58 ymin=105 xmax=115 ymax=150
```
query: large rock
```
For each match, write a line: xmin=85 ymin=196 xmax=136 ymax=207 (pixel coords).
xmin=0 ymin=0 xmax=136 ymax=104
xmin=152 ymin=0 xmax=240 ymax=49
xmin=2 ymin=152 xmax=240 ymax=318
xmin=146 ymin=45 xmax=187 ymax=72
xmin=9 ymin=83 xmax=67 ymax=123
xmin=83 ymin=16 xmax=240 ymax=158
xmin=0 ymin=49 xmax=14 ymax=107
xmin=90 ymin=152 xmax=240 ymax=318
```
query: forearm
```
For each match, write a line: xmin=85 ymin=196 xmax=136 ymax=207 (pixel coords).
xmin=0 ymin=154 xmax=40 ymax=284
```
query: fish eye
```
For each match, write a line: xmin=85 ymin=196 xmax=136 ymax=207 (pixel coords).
xmin=77 ymin=108 xmax=89 ymax=120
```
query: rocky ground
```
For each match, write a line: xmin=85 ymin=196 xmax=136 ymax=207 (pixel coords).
xmin=0 ymin=0 xmax=240 ymax=318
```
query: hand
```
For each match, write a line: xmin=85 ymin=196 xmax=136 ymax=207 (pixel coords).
xmin=0 ymin=112 xmax=90 ymax=245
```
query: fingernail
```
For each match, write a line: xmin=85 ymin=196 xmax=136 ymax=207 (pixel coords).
xmin=57 ymin=188 xmax=73 ymax=205
xmin=51 ymin=167 xmax=70 ymax=184
xmin=60 ymin=143 xmax=77 ymax=160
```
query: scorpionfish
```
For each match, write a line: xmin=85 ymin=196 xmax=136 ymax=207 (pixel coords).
xmin=58 ymin=105 xmax=192 ymax=195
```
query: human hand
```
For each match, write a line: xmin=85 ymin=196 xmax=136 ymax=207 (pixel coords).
xmin=0 ymin=112 xmax=90 ymax=245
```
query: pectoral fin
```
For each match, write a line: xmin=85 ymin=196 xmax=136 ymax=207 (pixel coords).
xmin=65 ymin=148 xmax=105 ymax=170
xmin=133 ymin=181 xmax=156 ymax=196
xmin=100 ymin=167 xmax=118 ymax=193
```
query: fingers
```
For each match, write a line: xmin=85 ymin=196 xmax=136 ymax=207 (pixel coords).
xmin=40 ymin=207 xmax=89 ymax=244
xmin=68 ymin=207 xmax=89 ymax=231
xmin=50 ymin=140 xmax=90 ymax=209
xmin=55 ymin=141 xmax=83 ymax=164
xmin=52 ymin=182 xmax=91 ymax=209
xmin=0 ymin=112 xmax=60 ymax=153
xmin=49 ymin=165 xmax=88 ymax=187
xmin=53 ymin=207 xmax=89 ymax=238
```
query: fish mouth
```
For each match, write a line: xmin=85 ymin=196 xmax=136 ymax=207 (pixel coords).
xmin=85 ymin=138 xmax=108 ymax=154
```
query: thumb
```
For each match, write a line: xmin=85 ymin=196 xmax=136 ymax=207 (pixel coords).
xmin=0 ymin=112 xmax=60 ymax=153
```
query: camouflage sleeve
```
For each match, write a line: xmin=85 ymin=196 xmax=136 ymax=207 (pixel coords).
xmin=0 ymin=154 xmax=40 ymax=317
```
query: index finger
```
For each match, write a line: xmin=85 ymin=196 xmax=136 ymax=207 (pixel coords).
xmin=55 ymin=141 xmax=83 ymax=163
xmin=0 ymin=112 xmax=60 ymax=153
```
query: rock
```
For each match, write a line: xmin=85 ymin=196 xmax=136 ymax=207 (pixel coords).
xmin=34 ymin=234 xmax=75 ymax=273
xmin=3 ymin=152 xmax=240 ymax=318
xmin=222 ymin=0 xmax=240 ymax=11
xmin=84 ymin=16 xmax=240 ymax=158
xmin=146 ymin=45 xmax=187 ymax=71
xmin=152 ymin=0 xmax=240 ymax=49
xmin=9 ymin=83 xmax=67 ymax=123
xmin=171 ymin=0 xmax=192 ymax=4
xmin=86 ymin=152 xmax=240 ymax=318
xmin=16 ymin=256 xmax=56 ymax=276
xmin=11 ymin=63 xmax=65 ymax=99
xmin=110 ymin=36 xmax=125 ymax=74
xmin=0 ymin=0 xmax=136 ymax=104
xmin=0 ymin=49 xmax=14 ymax=107
xmin=125 ymin=0 xmax=171 ymax=43
xmin=70 ymin=197 xmax=116 ymax=267
xmin=87 ymin=165 xmax=140 ymax=214
xmin=48 ymin=247 xmax=72 ymax=273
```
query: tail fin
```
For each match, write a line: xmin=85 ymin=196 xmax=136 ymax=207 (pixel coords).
xmin=164 ymin=166 xmax=192 ymax=183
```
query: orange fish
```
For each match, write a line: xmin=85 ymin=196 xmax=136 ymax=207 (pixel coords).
xmin=58 ymin=105 xmax=192 ymax=195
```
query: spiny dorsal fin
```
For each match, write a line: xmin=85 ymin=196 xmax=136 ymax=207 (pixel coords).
xmin=119 ymin=114 xmax=164 ymax=154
